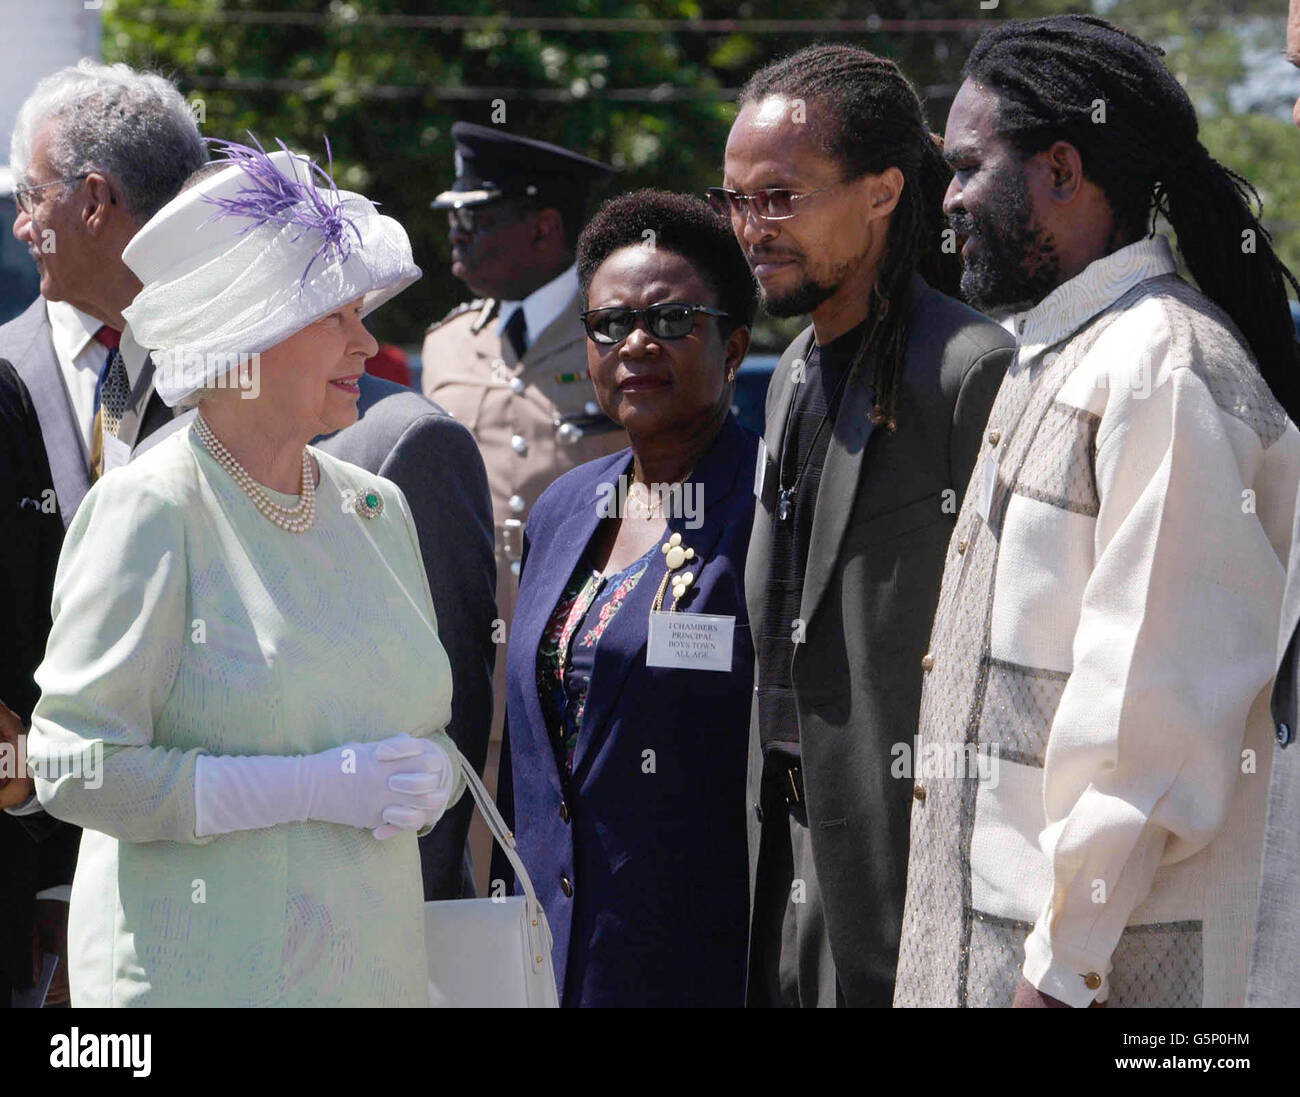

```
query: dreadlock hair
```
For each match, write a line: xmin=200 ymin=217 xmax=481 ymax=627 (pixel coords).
xmin=965 ymin=14 xmax=1300 ymax=420
xmin=738 ymin=43 xmax=959 ymax=429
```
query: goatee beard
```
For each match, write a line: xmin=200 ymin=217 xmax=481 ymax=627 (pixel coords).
xmin=761 ymin=278 xmax=837 ymax=319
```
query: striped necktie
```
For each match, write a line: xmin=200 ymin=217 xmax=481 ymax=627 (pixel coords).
xmin=89 ymin=326 xmax=128 ymax=480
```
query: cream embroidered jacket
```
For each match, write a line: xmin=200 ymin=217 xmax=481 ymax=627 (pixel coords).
xmin=895 ymin=236 xmax=1300 ymax=1008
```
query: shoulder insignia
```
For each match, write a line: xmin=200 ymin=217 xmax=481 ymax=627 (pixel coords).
xmin=426 ymin=299 xmax=488 ymax=334
xmin=469 ymin=298 xmax=498 ymax=334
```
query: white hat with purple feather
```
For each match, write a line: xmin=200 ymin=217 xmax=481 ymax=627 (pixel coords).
xmin=121 ymin=134 xmax=421 ymax=406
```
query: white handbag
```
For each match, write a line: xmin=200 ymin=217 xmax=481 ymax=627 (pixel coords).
xmin=423 ymin=748 xmax=560 ymax=1007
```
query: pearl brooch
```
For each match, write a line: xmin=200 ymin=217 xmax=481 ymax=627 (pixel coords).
xmin=661 ymin=531 xmax=695 ymax=571
xmin=193 ymin=415 xmax=316 ymax=534
xmin=651 ymin=532 xmax=698 ymax=613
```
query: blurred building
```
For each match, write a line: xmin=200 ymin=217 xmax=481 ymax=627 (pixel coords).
xmin=0 ymin=0 xmax=98 ymax=324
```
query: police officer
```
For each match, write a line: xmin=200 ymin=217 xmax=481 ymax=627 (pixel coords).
xmin=422 ymin=123 xmax=627 ymax=787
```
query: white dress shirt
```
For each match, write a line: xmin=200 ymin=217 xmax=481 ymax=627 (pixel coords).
xmin=46 ymin=299 xmax=106 ymax=456
xmin=46 ymin=299 xmax=153 ymax=455
xmin=495 ymin=263 xmax=579 ymax=350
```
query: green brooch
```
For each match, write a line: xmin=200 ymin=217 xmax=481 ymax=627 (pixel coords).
xmin=354 ymin=488 xmax=384 ymax=520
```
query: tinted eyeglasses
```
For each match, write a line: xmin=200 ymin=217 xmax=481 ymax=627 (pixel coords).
xmin=580 ymin=302 xmax=730 ymax=345
xmin=705 ymin=184 xmax=841 ymax=222
xmin=447 ymin=202 xmax=529 ymax=235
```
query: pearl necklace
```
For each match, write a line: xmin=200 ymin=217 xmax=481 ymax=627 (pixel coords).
xmin=193 ymin=414 xmax=316 ymax=533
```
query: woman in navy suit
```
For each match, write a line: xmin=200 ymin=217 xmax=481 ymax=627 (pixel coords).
xmin=495 ymin=190 xmax=760 ymax=1006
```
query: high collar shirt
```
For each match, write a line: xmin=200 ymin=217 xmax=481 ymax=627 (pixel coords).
xmin=895 ymin=235 xmax=1300 ymax=1008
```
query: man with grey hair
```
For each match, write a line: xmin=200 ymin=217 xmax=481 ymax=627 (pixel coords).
xmin=0 ymin=59 xmax=205 ymax=1006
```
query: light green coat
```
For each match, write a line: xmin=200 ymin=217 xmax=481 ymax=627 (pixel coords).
xmin=28 ymin=426 xmax=463 ymax=1007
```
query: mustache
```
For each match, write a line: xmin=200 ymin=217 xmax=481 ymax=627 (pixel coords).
xmin=946 ymin=212 xmax=978 ymax=236
xmin=747 ymin=248 xmax=802 ymax=265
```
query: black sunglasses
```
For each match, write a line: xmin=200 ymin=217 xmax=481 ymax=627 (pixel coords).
xmin=580 ymin=302 xmax=730 ymax=345
xmin=447 ymin=202 xmax=529 ymax=235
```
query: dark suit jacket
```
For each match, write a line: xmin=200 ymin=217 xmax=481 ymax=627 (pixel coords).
xmin=316 ymin=372 xmax=496 ymax=900
xmin=744 ymin=276 xmax=1013 ymax=1006
xmin=0 ymin=297 xmax=171 ymax=998
xmin=0 ymin=357 xmax=77 ymax=1000
xmin=495 ymin=412 xmax=759 ymax=1007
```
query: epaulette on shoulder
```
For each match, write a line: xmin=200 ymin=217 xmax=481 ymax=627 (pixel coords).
xmin=426 ymin=299 xmax=486 ymax=334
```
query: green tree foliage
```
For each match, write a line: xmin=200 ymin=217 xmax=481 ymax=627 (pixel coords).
xmin=99 ymin=0 xmax=1298 ymax=347
xmin=1203 ymin=114 xmax=1300 ymax=277
xmin=1103 ymin=0 xmax=1300 ymax=280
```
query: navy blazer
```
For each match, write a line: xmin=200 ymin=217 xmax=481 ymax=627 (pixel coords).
xmin=495 ymin=412 xmax=758 ymax=1007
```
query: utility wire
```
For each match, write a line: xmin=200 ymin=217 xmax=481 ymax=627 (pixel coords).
xmin=118 ymin=8 xmax=1280 ymax=33
xmin=184 ymin=76 xmax=958 ymax=101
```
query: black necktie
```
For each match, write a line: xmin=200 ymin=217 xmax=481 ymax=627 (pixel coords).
xmin=503 ymin=307 xmax=528 ymax=361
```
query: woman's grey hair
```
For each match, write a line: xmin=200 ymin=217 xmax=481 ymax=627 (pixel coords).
xmin=10 ymin=59 xmax=207 ymax=223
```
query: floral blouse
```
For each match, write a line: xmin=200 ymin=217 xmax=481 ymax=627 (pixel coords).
xmin=535 ymin=544 xmax=656 ymax=777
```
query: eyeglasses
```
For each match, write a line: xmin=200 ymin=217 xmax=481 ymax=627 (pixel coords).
xmin=705 ymin=183 xmax=845 ymax=222
xmin=580 ymin=302 xmax=730 ymax=345
xmin=447 ymin=202 xmax=528 ymax=236
xmin=14 ymin=173 xmax=90 ymax=216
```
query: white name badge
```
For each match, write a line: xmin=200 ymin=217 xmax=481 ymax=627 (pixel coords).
xmin=101 ymin=432 xmax=131 ymax=475
xmin=755 ymin=437 xmax=768 ymax=499
xmin=646 ymin=612 xmax=735 ymax=672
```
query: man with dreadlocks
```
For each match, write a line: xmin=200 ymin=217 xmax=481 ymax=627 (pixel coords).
xmin=714 ymin=43 xmax=1013 ymax=1007
xmin=895 ymin=14 xmax=1300 ymax=1009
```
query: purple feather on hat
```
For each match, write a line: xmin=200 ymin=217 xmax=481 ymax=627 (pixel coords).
xmin=202 ymin=133 xmax=364 ymax=290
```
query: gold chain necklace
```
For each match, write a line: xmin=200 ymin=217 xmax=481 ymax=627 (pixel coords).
xmin=622 ymin=469 xmax=693 ymax=521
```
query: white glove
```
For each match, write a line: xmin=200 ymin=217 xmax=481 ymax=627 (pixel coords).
xmin=195 ymin=733 xmax=454 ymax=840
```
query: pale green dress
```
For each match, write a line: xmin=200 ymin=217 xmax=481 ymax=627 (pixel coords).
xmin=27 ymin=425 xmax=463 ymax=1007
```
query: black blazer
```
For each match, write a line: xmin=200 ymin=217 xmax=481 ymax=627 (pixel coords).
xmin=0 ymin=344 xmax=74 ymax=999
xmin=0 ymin=298 xmax=170 ymax=1001
xmin=744 ymin=276 xmax=1014 ymax=1005
xmin=495 ymin=412 xmax=759 ymax=1006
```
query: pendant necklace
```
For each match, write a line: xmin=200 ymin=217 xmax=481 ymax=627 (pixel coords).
xmin=622 ymin=467 xmax=693 ymax=521
xmin=774 ymin=331 xmax=868 ymax=522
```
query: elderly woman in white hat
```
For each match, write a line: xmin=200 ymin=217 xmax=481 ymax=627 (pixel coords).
xmin=23 ymin=138 xmax=463 ymax=1007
